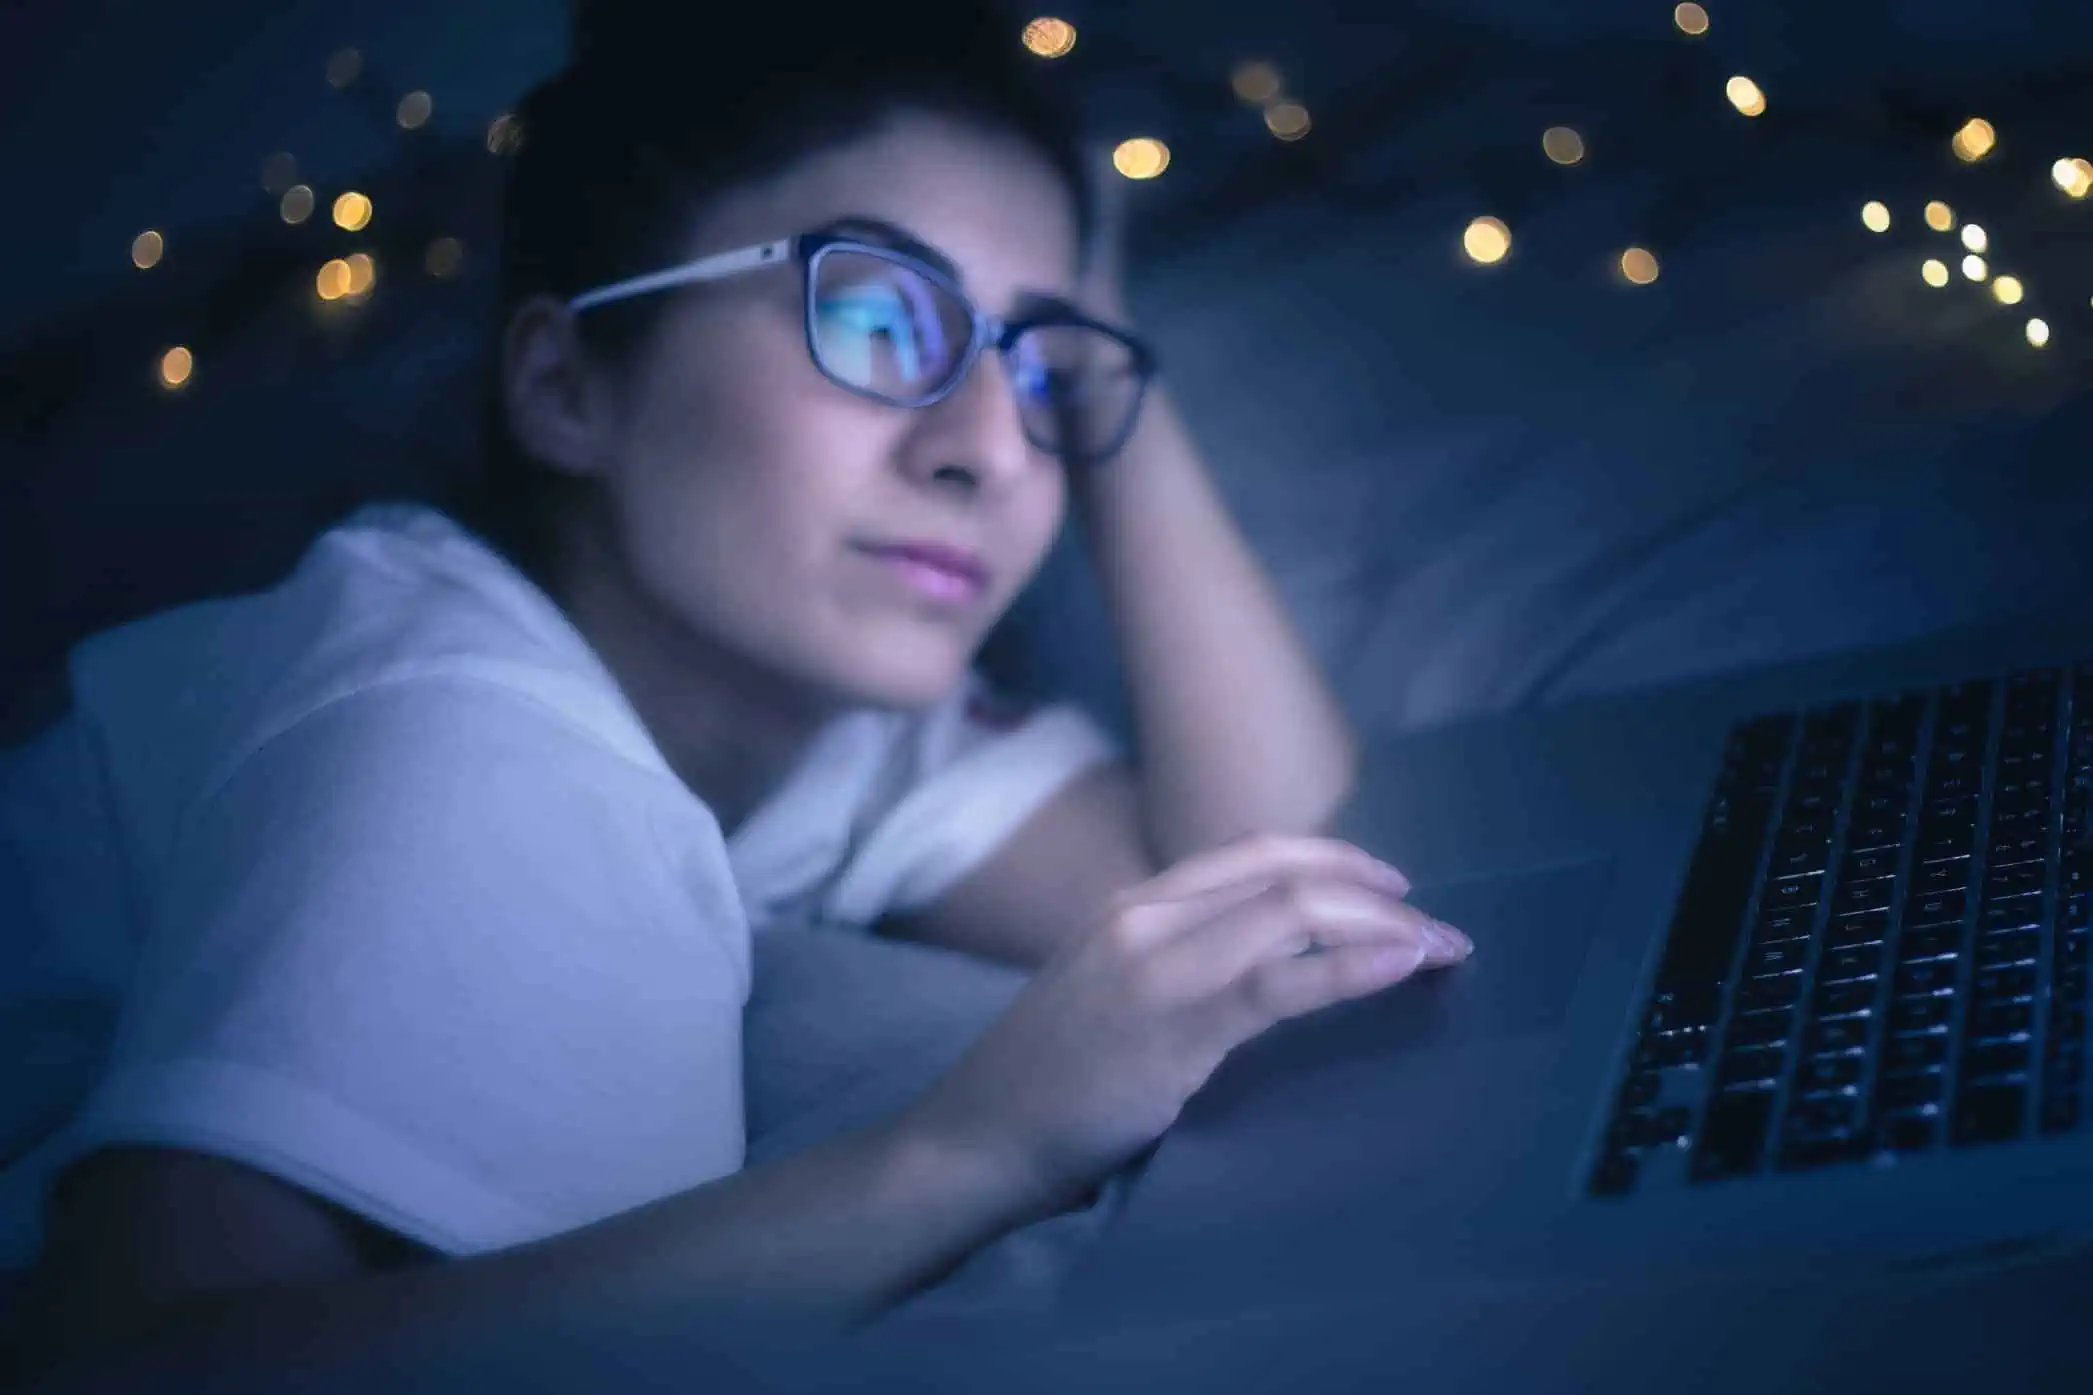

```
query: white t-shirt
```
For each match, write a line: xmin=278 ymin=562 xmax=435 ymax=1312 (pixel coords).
xmin=0 ymin=504 xmax=1118 ymax=1268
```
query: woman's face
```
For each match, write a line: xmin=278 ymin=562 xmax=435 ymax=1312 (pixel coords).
xmin=517 ymin=110 xmax=1083 ymax=715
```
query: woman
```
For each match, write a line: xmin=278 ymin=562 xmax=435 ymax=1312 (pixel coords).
xmin=1 ymin=1 xmax=1469 ymax=1381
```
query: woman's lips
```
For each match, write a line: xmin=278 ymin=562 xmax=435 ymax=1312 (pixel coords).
xmin=858 ymin=544 xmax=990 ymax=605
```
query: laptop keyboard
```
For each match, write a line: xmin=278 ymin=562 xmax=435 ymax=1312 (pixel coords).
xmin=1590 ymin=663 xmax=2093 ymax=1197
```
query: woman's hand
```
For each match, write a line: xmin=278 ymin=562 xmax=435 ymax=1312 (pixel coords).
xmin=899 ymin=834 xmax=1471 ymax=1213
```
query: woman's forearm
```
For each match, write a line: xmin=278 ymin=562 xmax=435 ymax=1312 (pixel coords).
xmin=20 ymin=1112 xmax=1054 ymax=1391
xmin=1072 ymin=381 xmax=1360 ymax=865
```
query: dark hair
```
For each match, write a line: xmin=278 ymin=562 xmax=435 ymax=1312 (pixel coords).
xmin=448 ymin=0 xmax=1098 ymax=583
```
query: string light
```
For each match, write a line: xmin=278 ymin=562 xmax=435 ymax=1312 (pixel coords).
xmin=1111 ymin=138 xmax=1170 ymax=180
xmin=1463 ymin=217 xmax=1511 ymax=265
xmin=325 ymin=47 xmax=362 ymax=89
xmin=279 ymin=184 xmax=315 ymax=224
xmin=1725 ymin=76 xmax=1766 ymax=117
xmin=316 ymin=259 xmax=353 ymax=301
xmin=1921 ymin=259 xmax=1950 ymax=288
xmin=1960 ymin=223 xmax=1988 ymax=254
xmin=1620 ymin=248 xmax=1660 ymax=284
xmin=1543 ymin=127 xmax=1586 ymax=165
xmin=131 ymin=231 xmax=164 ymax=269
xmin=425 ymin=237 xmax=465 ymax=279
xmin=1674 ymin=4 xmax=1711 ymax=36
xmin=1231 ymin=61 xmax=1282 ymax=105
xmin=1020 ymin=17 xmax=1076 ymax=59
xmin=486 ymin=113 xmax=523 ymax=156
xmin=1264 ymin=101 xmax=1311 ymax=140
xmin=1992 ymin=276 xmax=2024 ymax=305
xmin=344 ymin=252 xmax=377 ymax=296
xmin=1951 ymin=118 xmax=1996 ymax=163
xmin=2052 ymin=157 xmax=2093 ymax=200
xmin=332 ymin=191 xmax=373 ymax=232
xmin=396 ymin=90 xmax=433 ymax=130
xmin=1962 ymin=254 xmax=1988 ymax=281
xmin=2026 ymin=318 xmax=2049 ymax=348
xmin=157 ymin=346 xmax=193 ymax=389
xmin=260 ymin=152 xmax=297 ymax=195
xmin=1860 ymin=201 xmax=1891 ymax=233
xmin=1923 ymin=201 xmax=1955 ymax=232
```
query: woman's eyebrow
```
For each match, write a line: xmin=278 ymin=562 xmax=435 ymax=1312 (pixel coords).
xmin=822 ymin=215 xmax=963 ymax=283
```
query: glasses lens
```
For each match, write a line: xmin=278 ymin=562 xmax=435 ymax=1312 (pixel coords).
xmin=1010 ymin=324 xmax=1144 ymax=461
xmin=810 ymin=249 xmax=972 ymax=403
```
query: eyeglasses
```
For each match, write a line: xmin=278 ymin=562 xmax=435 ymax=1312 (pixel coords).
xmin=567 ymin=229 xmax=1159 ymax=465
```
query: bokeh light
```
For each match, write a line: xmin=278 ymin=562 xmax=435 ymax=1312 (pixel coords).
xmin=425 ymin=237 xmax=465 ymax=279
xmin=1960 ymin=223 xmax=1988 ymax=254
xmin=333 ymin=191 xmax=373 ymax=232
xmin=1463 ymin=217 xmax=1512 ymax=265
xmin=131 ymin=230 xmax=164 ymax=269
xmin=1675 ymin=4 xmax=1710 ymax=36
xmin=316 ymin=259 xmax=353 ymax=301
xmin=1951 ymin=118 xmax=1996 ymax=163
xmin=260 ymin=152 xmax=297 ymax=194
xmin=157 ymin=346 xmax=192 ymax=389
xmin=1726 ymin=76 xmax=1766 ymax=117
xmin=1543 ymin=127 xmax=1586 ymax=165
xmin=486 ymin=113 xmax=523 ymax=156
xmin=1992 ymin=276 xmax=2024 ymax=305
xmin=1924 ymin=201 xmax=1955 ymax=232
xmin=1111 ymin=138 xmax=1170 ymax=180
xmin=1620 ymin=248 xmax=1660 ymax=284
xmin=396 ymin=90 xmax=433 ymax=130
xmin=344 ymin=252 xmax=376 ymax=296
xmin=1231 ymin=61 xmax=1282 ymax=105
xmin=326 ymin=47 xmax=362 ymax=89
xmin=1020 ymin=17 xmax=1076 ymax=58
xmin=1962 ymin=254 xmax=1989 ymax=282
xmin=279 ymin=184 xmax=315 ymax=224
xmin=1921 ymin=259 xmax=1950 ymax=288
xmin=2053 ymin=157 xmax=2093 ymax=200
xmin=2026 ymin=318 xmax=2050 ymax=348
xmin=1264 ymin=101 xmax=1312 ymax=140
xmin=1860 ymin=201 xmax=1891 ymax=233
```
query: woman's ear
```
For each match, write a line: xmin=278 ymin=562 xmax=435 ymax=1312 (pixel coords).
xmin=500 ymin=295 xmax=618 ymax=482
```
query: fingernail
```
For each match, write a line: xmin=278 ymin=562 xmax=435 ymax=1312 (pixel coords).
xmin=1372 ymin=940 xmax=1427 ymax=977
xmin=1432 ymin=922 xmax=1473 ymax=959
xmin=1374 ymin=862 xmax=1412 ymax=895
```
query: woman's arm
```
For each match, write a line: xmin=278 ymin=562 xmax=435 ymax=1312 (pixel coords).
xmin=9 ymin=1114 xmax=1054 ymax=1390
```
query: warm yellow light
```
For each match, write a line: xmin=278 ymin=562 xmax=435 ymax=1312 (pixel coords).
xmin=333 ymin=191 xmax=373 ymax=232
xmin=1860 ymin=201 xmax=1891 ymax=233
xmin=1924 ymin=201 xmax=1955 ymax=232
xmin=316 ymin=259 xmax=353 ymax=301
xmin=1992 ymin=276 xmax=2024 ymax=305
xmin=1111 ymin=138 xmax=1170 ymax=180
xmin=131 ymin=230 xmax=164 ymax=269
xmin=1921 ymin=259 xmax=1950 ymax=288
xmin=1962 ymin=254 xmax=1988 ymax=282
xmin=486 ymin=113 xmax=522 ymax=156
xmin=1543 ymin=127 xmax=1586 ymax=165
xmin=2026 ymin=318 xmax=2050 ymax=348
xmin=1463 ymin=216 xmax=1512 ymax=265
xmin=279 ymin=184 xmax=315 ymax=224
xmin=157 ymin=346 xmax=193 ymax=389
xmin=1264 ymin=101 xmax=1312 ymax=140
xmin=1675 ymin=3 xmax=1711 ymax=36
xmin=344 ymin=252 xmax=376 ymax=296
xmin=1020 ymin=17 xmax=1076 ymax=59
xmin=1952 ymin=117 xmax=1996 ymax=163
xmin=1960 ymin=223 xmax=1988 ymax=254
xmin=396 ymin=90 xmax=433 ymax=130
xmin=326 ymin=47 xmax=363 ymax=89
xmin=1725 ymin=76 xmax=1766 ymax=117
xmin=425 ymin=237 xmax=464 ymax=279
xmin=1620 ymin=247 xmax=1660 ymax=284
xmin=260 ymin=152 xmax=297 ymax=194
xmin=2053 ymin=157 xmax=2093 ymax=200
xmin=1231 ymin=61 xmax=1282 ymax=105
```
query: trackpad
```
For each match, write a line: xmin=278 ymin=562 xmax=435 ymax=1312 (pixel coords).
xmin=1403 ymin=856 xmax=1618 ymax=1044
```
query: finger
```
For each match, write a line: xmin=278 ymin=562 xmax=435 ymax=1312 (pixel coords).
xmin=1221 ymin=939 xmax=1442 ymax=1040
xmin=1123 ymin=833 xmax=1411 ymax=917
xmin=1156 ymin=878 xmax=1463 ymax=1002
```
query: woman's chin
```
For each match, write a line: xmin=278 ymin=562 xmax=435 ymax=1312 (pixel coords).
xmin=832 ymin=648 xmax=971 ymax=713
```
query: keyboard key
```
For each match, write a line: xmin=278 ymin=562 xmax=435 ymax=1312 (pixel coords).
xmin=1951 ymin=1083 xmax=2028 ymax=1145
xmin=1692 ymin=1092 xmax=1773 ymax=1180
xmin=1813 ymin=979 xmax=1878 ymax=1018
xmin=1819 ymin=942 xmax=1885 ymax=982
xmin=1719 ymin=1044 xmax=1787 ymax=1088
xmin=1790 ymin=1094 xmax=1859 ymax=1134
xmin=1967 ymin=1039 xmax=2032 ymax=1077
xmin=2041 ymin=1096 xmax=2081 ymax=1135
xmin=1651 ymin=1106 xmax=1692 ymax=1147
xmin=1847 ymin=812 xmax=1909 ymax=853
xmin=1906 ymin=890 xmax=1969 ymax=929
xmin=1891 ymin=996 xmax=1955 ymax=1033
xmin=1743 ymin=940 xmax=1811 ymax=978
xmin=1881 ymin=1111 xmax=1940 ymax=1151
xmin=1911 ymin=859 xmax=1971 ymax=898
xmin=1972 ymin=965 xmax=2038 ymax=1001
xmin=1894 ymin=958 xmax=1959 ymax=996
xmin=1828 ymin=910 xmax=1891 ymax=947
xmin=1728 ymin=1010 xmax=1792 ymax=1048
xmin=1975 ymin=929 xmax=2039 ymax=969
xmin=1970 ymin=1000 xmax=2034 ymax=1041
xmin=1590 ymin=1150 xmax=1639 ymax=1196
xmin=1796 ymin=1053 xmax=1864 ymax=1093
xmin=1834 ymin=878 xmax=1896 ymax=915
xmin=1755 ymin=906 xmax=1818 ymax=943
xmin=1810 ymin=1015 xmax=1873 ymax=1054
xmin=1986 ymin=861 xmax=2050 ymax=901
xmin=1763 ymin=875 xmax=1824 ymax=912
xmin=1898 ymin=925 xmax=1964 ymax=962
xmin=1884 ymin=1033 xmax=1949 ymax=1073
xmin=1982 ymin=897 xmax=2045 ymax=933
xmin=1840 ymin=847 xmax=1901 ymax=882
xmin=1620 ymin=1071 xmax=1661 ymax=1109
xmin=1635 ymin=1030 xmax=1708 ymax=1071
xmin=1879 ymin=1070 xmax=1945 ymax=1111
xmin=1739 ymin=972 xmax=1805 ymax=1013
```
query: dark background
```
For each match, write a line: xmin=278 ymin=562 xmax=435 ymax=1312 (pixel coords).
xmin=3 ymin=0 xmax=2089 ymax=743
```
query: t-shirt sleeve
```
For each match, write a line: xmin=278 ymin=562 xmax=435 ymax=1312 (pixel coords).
xmin=824 ymin=671 xmax=1123 ymax=925
xmin=49 ymin=677 xmax=751 ymax=1258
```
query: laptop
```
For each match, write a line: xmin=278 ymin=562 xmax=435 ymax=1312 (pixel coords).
xmin=1052 ymin=600 xmax=2093 ymax=1335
